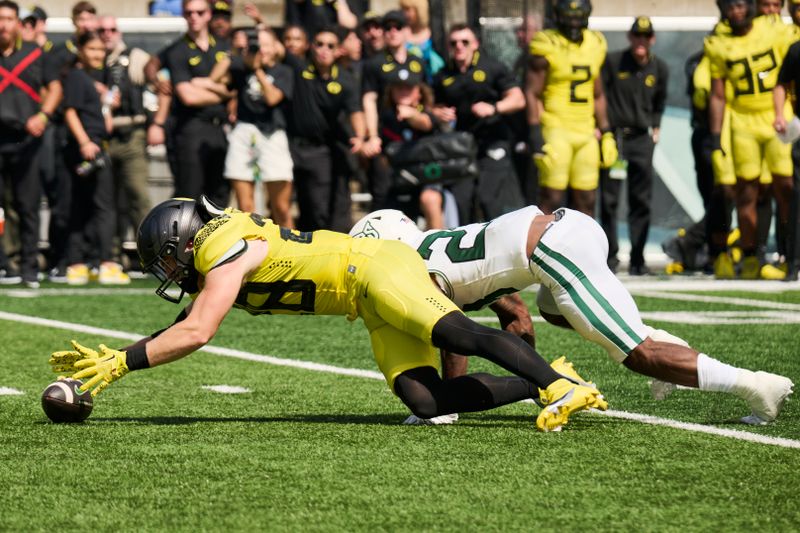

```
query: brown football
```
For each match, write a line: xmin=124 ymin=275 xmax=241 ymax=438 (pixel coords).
xmin=41 ymin=379 xmax=93 ymax=423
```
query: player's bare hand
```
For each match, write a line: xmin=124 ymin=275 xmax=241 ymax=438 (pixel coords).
xmin=774 ymin=115 xmax=787 ymax=134
xmin=471 ymin=101 xmax=496 ymax=118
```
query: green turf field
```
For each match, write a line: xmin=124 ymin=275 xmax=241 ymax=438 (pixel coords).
xmin=1 ymin=279 xmax=799 ymax=531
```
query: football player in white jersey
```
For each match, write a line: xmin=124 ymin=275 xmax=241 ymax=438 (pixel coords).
xmin=350 ymin=207 xmax=794 ymax=425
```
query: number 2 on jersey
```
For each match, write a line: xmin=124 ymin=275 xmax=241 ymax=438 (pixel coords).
xmin=416 ymin=224 xmax=488 ymax=263
xmin=570 ymin=65 xmax=592 ymax=103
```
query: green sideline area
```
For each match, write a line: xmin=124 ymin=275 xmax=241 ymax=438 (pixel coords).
xmin=1 ymin=281 xmax=799 ymax=530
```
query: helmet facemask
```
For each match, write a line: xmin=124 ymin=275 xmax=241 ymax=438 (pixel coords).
xmin=142 ymin=221 xmax=197 ymax=304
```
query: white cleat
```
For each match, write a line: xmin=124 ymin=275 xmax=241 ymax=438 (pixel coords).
xmin=735 ymin=371 xmax=794 ymax=423
xmin=402 ymin=413 xmax=459 ymax=425
xmin=649 ymin=379 xmax=677 ymax=400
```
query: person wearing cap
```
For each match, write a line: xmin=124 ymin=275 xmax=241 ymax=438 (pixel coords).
xmin=377 ymin=73 xmax=448 ymax=229
xmin=0 ymin=0 xmax=59 ymax=287
xmin=284 ymin=25 xmax=366 ymax=232
xmin=773 ymin=0 xmax=800 ymax=280
xmin=361 ymin=10 xmax=427 ymax=209
xmin=19 ymin=6 xmax=48 ymax=48
xmin=159 ymin=0 xmax=232 ymax=206
xmin=432 ymin=23 xmax=525 ymax=224
xmin=360 ymin=12 xmax=384 ymax=58
xmin=599 ymin=16 xmax=668 ymax=276
xmin=210 ymin=0 xmax=232 ymax=42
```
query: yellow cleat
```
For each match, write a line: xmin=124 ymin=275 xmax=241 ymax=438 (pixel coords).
xmin=98 ymin=262 xmax=131 ymax=285
xmin=665 ymin=262 xmax=684 ymax=275
xmin=714 ymin=252 xmax=735 ymax=279
xmin=550 ymin=356 xmax=596 ymax=389
xmin=760 ymin=263 xmax=786 ymax=280
xmin=739 ymin=256 xmax=760 ymax=280
xmin=536 ymin=378 xmax=608 ymax=432
xmin=66 ymin=264 xmax=90 ymax=286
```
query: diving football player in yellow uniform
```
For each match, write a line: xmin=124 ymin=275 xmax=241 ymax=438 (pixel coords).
xmin=48 ymin=197 xmax=606 ymax=432
xmin=705 ymin=0 xmax=796 ymax=279
xmin=525 ymin=0 xmax=616 ymax=216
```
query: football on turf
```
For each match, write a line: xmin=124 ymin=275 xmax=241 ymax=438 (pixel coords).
xmin=41 ymin=379 xmax=93 ymax=423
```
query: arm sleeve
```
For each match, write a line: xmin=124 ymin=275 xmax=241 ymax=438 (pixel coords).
xmin=341 ymin=73 xmax=362 ymax=113
xmin=361 ymin=57 xmax=380 ymax=94
xmin=492 ymin=59 xmax=518 ymax=94
xmin=167 ymin=47 xmax=193 ymax=85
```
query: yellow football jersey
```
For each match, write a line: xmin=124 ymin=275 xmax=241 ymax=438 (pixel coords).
xmin=529 ymin=28 xmax=607 ymax=133
xmin=192 ymin=211 xmax=378 ymax=317
xmin=705 ymin=14 xmax=794 ymax=113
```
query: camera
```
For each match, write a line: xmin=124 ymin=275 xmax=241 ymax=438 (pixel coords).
xmin=75 ymin=153 xmax=108 ymax=177
xmin=245 ymin=28 xmax=260 ymax=55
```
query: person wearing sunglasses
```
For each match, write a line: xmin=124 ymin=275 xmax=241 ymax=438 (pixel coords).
xmin=158 ymin=0 xmax=232 ymax=208
xmin=283 ymin=25 xmax=367 ymax=233
xmin=98 ymin=15 xmax=152 ymax=273
xmin=432 ymin=23 xmax=525 ymax=225
xmin=361 ymin=10 xmax=426 ymax=209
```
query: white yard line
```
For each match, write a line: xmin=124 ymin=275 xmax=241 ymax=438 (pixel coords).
xmin=1 ymin=310 xmax=797 ymax=449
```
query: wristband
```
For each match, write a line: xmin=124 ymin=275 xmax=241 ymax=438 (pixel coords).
xmin=710 ymin=133 xmax=722 ymax=151
xmin=37 ymin=111 xmax=49 ymax=123
xmin=125 ymin=345 xmax=150 ymax=371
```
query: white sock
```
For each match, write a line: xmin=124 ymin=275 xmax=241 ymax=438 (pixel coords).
xmin=696 ymin=353 xmax=740 ymax=393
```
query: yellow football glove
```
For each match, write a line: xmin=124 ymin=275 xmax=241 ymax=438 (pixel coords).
xmin=72 ymin=344 xmax=130 ymax=397
xmin=710 ymin=133 xmax=727 ymax=182
xmin=49 ymin=340 xmax=100 ymax=375
xmin=599 ymin=131 xmax=618 ymax=169
xmin=529 ymin=124 xmax=555 ymax=175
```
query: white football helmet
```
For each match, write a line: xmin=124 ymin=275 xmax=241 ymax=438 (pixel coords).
xmin=349 ymin=209 xmax=423 ymax=245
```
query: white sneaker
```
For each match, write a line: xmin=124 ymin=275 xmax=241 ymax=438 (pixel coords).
xmin=402 ymin=413 xmax=459 ymax=425
xmin=735 ymin=370 xmax=794 ymax=423
xmin=649 ymin=379 xmax=678 ymax=400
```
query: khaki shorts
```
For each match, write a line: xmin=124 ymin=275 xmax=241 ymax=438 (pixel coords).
xmin=224 ymin=122 xmax=293 ymax=183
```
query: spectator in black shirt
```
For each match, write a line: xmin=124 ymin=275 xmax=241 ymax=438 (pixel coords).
xmin=286 ymin=25 xmax=366 ymax=232
xmin=0 ymin=0 xmax=58 ymax=287
xmin=432 ymin=23 xmax=525 ymax=224
xmin=160 ymin=0 xmax=232 ymax=206
xmin=19 ymin=5 xmax=48 ymax=48
xmin=41 ymin=0 xmax=100 ymax=282
xmin=63 ymin=30 xmax=129 ymax=285
xmin=360 ymin=12 xmax=384 ymax=59
xmin=599 ymin=16 xmax=668 ymax=275
xmin=221 ymin=27 xmax=295 ymax=228
xmin=379 ymin=74 xmax=446 ymax=229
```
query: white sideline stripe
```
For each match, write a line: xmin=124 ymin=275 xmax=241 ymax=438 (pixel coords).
xmin=631 ymin=290 xmax=800 ymax=311
xmin=202 ymin=385 xmax=252 ymax=394
xmin=0 ymin=311 xmax=384 ymax=380
xmin=0 ymin=387 xmax=24 ymax=395
xmin=0 ymin=288 xmax=162 ymax=298
xmin=595 ymin=409 xmax=800 ymax=450
xmin=2 ymin=309 xmax=798 ymax=449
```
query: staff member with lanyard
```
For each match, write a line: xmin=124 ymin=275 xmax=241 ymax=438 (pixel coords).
xmin=160 ymin=0 xmax=231 ymax=206
xmin=599 ymin=16 xmax=668 ymax=276
xmin=285 ymin=25 xmax=366 ymax=233
xmin=0 ymin=0 xmax=58 ymax=287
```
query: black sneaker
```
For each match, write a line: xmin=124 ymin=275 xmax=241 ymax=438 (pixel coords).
xmin=0 ymin=267 xmax=22 ymax=285
xmin=22 ymin=271 xmax=41 ymax=289
xmin=48 ymin=266 xmax=68 ymax=283
xmin=628 ymin=264 xmax=651 ymax=276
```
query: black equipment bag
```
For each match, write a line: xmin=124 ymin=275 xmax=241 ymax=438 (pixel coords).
xmin=385 ymin=130 xmax=478 ymax=188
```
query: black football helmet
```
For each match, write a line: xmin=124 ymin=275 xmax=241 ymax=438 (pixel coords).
xmin=554 ymin=0 xmax=591 ymax=42
xmin=136 ymin=198 xmax=205 ymax=303
xmin=717 ymin=0 xmax=756 ymax=31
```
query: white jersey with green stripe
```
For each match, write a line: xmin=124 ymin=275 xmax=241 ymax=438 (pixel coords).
xmin=402 ymin=206 xmax=544 ymax=311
